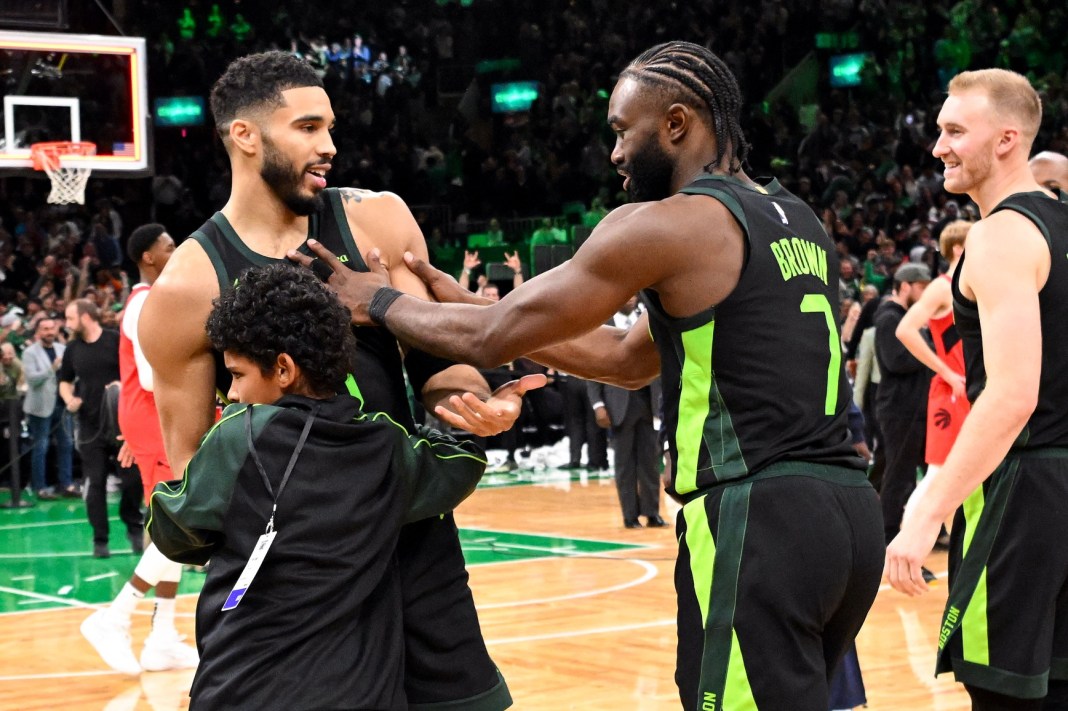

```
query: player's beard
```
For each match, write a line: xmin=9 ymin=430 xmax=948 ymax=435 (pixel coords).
xmin=624 ymin=137 xmax=676 ymax=203
xmin=261 ymin=136 xmax=325 ymax=216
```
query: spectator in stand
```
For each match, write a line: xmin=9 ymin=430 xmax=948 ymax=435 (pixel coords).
xmin=0 ymin=342 xmax=24 ymax=484
xmin=530 ymin=218 xmax=568 ymax=252
xmin=458 ymin=250 xmax=482 ymax=293
xmin=351 ymin=34 xmax=371 ymax=67
xmin=22 ymin=317 xmax=77 ymax=500
xmin=484 ymin=218 xmax=506 ymax=247
xmin=839 ymin=257 xmax=862 ymax=304
xmin=1 ymin=310 xmax=28 ymax=354
xmin=582 ymin=196 xmax=610 ymax=228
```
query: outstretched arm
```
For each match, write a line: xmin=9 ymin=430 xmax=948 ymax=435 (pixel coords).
xmin=400 ymin=251 xmax=660 ymax=388
xmin=338 ymin=189 xmax=543 ymax=436
xmin=293 ymin=204 xmax=664 ymax=376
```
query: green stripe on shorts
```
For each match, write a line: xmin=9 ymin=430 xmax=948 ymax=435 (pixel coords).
xmin=684 ymin=495 xmax=715 ymax=625
xmin=692 ymin=483 xmax=757 ymax=711
xmin=938 ymin=460 xmax=1018 ymax=672
xmin=960 ymin=485 xmax=990 ymax=665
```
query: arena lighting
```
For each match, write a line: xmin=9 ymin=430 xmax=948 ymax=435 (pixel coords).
xmin=828 ymin=52 xmax=871 ymax=89
xmin=154 ymin=96 xmax=206 ymax=127
xmin=491 ymin=81 xmax=539 ymax=113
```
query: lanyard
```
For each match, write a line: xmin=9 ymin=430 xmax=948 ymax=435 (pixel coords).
xmin=244 ymin=404 xmax=318 ymax=534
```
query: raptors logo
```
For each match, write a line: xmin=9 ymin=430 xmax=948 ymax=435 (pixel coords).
xmin=933 ymin=407 xmax=953 ymax=430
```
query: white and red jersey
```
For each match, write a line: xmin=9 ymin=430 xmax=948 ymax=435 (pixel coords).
xmin=118 ymin=283 xmax=166 ymax=461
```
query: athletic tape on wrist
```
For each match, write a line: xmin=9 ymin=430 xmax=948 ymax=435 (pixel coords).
xmin=369 ymin=287 xmax=404 ymax=326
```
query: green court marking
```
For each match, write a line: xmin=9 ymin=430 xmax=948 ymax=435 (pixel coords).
xmin=0 ymin=489 xmax=643 ymax=613
xmin=458 ymin=528 xmax=644 ymax=567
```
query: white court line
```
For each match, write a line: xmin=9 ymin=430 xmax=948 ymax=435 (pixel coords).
xmin=0 ymin=552 xmax=106 ymax=559
xmin=478 ymin=559 xmax=658 ymax=610
xmin=486 ymin=617 xmax=674 ymax=646
xmin=0 ymin=669 xmax=119 ymax=681
xmin=490 ymin=542 xmax=577 ymax=554
xmin=0 ymin=517 xmax=125 ymax=532
xmin=0 ymin=586 xmax=201 ymax=618
xmin=464 ymin=525 xmax=658 ymax=550
xmin=0 ymin=585 xmax=93 ymax=610
xmin=83 ymin=572 xmax=119 ymax=582
xmin=0 ymin=520 xmax=84 ymax=532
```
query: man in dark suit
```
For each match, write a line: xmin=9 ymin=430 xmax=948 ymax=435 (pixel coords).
xmin=560 ymin=372 xmax=608 ymax=470
xmin=587 ymin=297 xmax=664 ymax=528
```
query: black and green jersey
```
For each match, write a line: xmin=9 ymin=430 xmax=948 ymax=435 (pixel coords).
xmin=148 ymin=393 xmax=487 ymax=709
xmin=189 ymin=188 xmax=413 ymax=428
xmin=952 ymin=189 xmax=1068 ymax=449
xmin=645 ymin=174 xmax=864 ymax=498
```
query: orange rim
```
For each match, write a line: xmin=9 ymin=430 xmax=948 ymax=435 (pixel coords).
xmin=29 ymin=141 xmax=97 ymax=171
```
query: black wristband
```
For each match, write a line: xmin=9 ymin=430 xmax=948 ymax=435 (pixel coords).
xmin=368 ymin=286 xmax=404 ymax=326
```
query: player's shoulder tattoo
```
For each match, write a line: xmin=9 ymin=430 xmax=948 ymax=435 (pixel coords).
xmin=339 ymin=187 xmax=376 ymax=205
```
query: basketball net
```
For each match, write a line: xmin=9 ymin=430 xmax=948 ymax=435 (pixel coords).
xmin=30 ymin=142 xmax=96 ymax=205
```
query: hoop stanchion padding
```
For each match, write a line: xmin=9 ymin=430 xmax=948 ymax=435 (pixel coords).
xmin=30 ymin=142 xmax=97 ymax=205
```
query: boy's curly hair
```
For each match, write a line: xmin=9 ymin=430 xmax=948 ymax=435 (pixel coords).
xmin=207 ymin=263 xmax=355 ymax=395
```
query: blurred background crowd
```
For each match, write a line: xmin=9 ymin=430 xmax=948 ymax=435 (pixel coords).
xmin=1 ymin=0 xmax=1067 ymax=508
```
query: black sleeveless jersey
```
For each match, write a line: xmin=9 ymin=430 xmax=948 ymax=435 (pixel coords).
xmin=190 ymin=188 xmax=414 ymax=429
xmin=951 ymin=189 xmax=1068 ymax=449
xmin=643 ymin=174 xmax=864 ymax=497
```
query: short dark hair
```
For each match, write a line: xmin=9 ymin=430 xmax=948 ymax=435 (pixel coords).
xmin=210 ymin=51 xmax=324 ymax=140
xmin=206 ymin=264 xmax=355 ymax=396
xmin=70 ymin=298 xmax=101 ymax=323
xmin=621 ymin=41 xmax=750 ymax=174
xmin=127 ymin=223 xmax=167 ymax=264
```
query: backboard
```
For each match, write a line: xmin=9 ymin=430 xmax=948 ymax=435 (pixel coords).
xmin=0 ymin=30 xmax=150 ymax=174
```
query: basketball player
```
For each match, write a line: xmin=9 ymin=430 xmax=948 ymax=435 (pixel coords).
xmin=139 ymin=52 xmax=538 ymax=709
xmin=887 ymin=69 xmax=1068 ymax=709
xmin=81 ymin=223 xmax=193 ymax=676
xmin=895 ymin=220 xmax=971 ymax=527
xmin=296 ymin=41 xmax=884 ymax=710
xmin=1028 ymin=150 xmax=1068 ymax=192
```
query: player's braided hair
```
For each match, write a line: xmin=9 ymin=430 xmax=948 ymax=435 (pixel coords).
xmin=207 ymin=263 xmax=356 ymax=397
xmin=621 ymin=41 xmax=750 ymax=174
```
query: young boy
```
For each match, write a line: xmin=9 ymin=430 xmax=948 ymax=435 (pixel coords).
xmin=148 ymin=264 xmax=488 ymax=710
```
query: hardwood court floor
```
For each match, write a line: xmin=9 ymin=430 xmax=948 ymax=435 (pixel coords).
xmin=0 ymin=469 xmax=970 ymax=710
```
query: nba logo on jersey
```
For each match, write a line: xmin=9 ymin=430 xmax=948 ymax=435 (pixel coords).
xmin=772 ymin=202 xmax=789 ymax=225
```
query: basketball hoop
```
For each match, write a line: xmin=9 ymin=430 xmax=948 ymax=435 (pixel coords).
xmin=30 ymin=141 xmax=97 ymax=205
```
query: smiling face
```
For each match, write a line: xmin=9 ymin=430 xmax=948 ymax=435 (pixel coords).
xmin=932 ymin=89 xmax=1000 ymax=195
xmin=608 ymin=77 xmax=676 ymax=203
xmin=35 ymin=318 xmax=58 ymax=346
xmin=258 ymin=86 xmax=336 ymax=215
